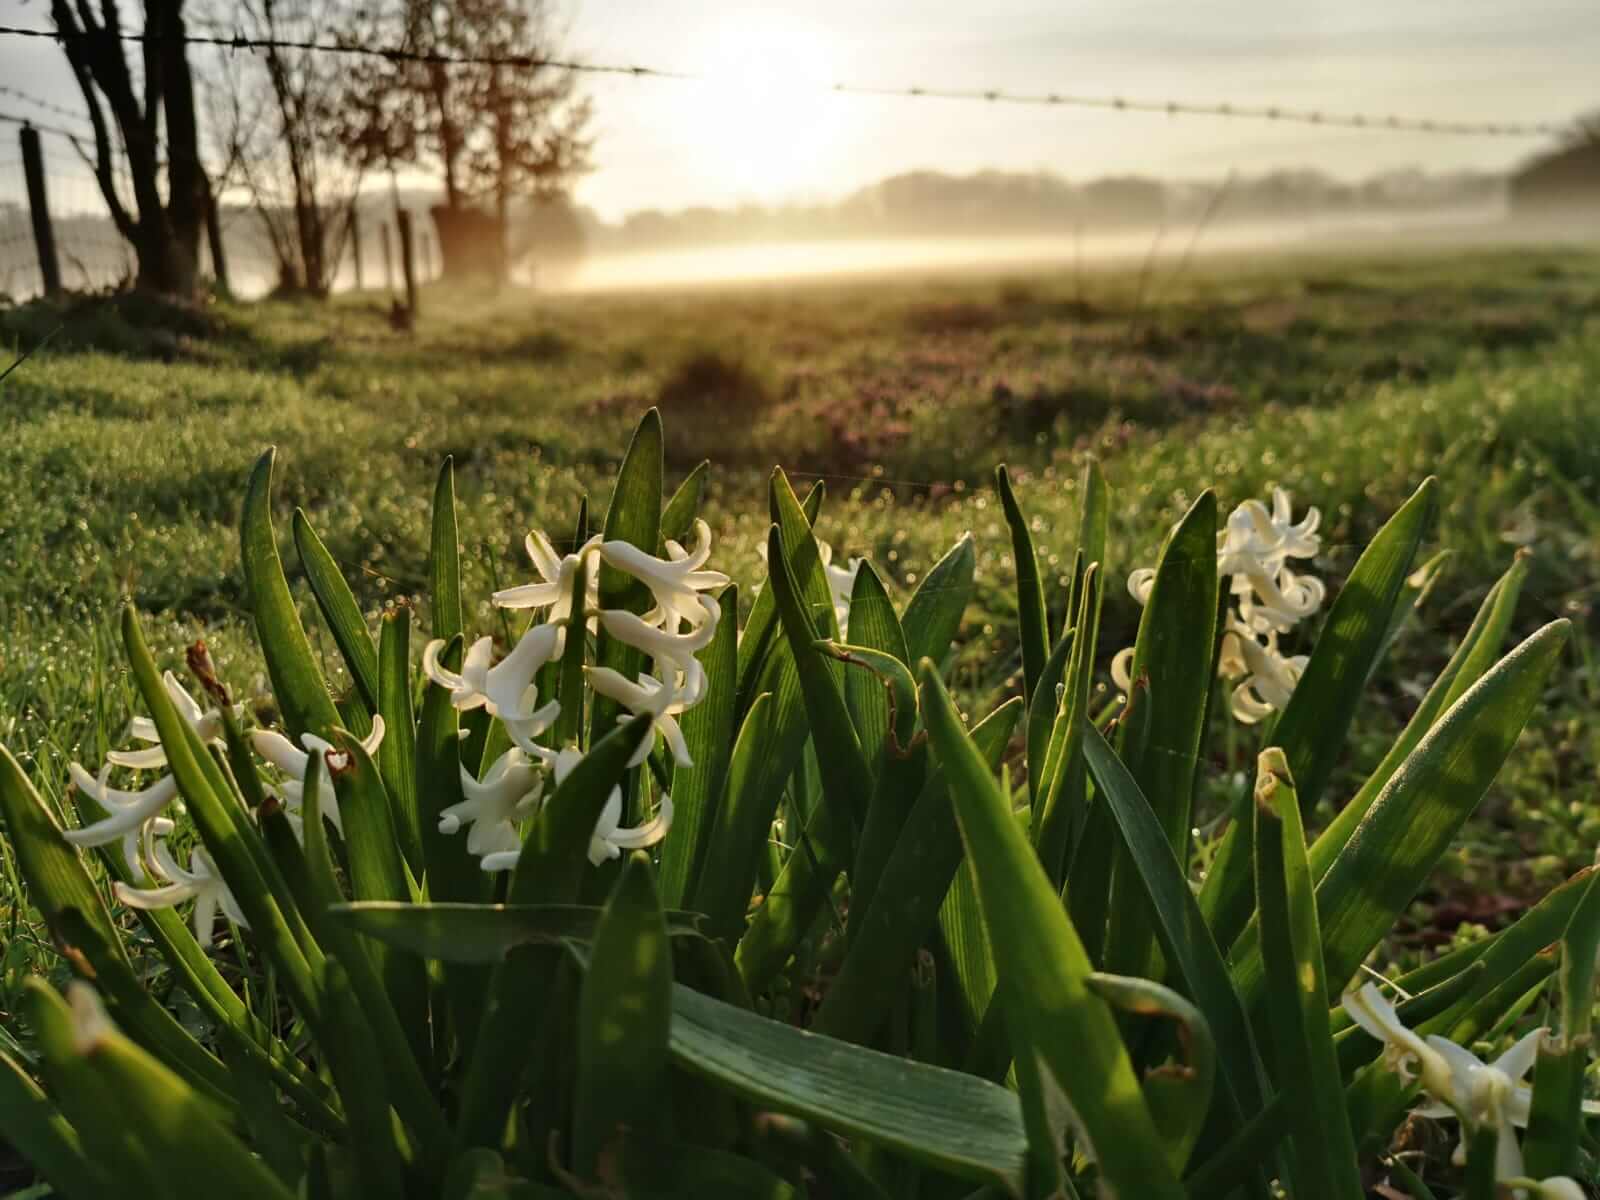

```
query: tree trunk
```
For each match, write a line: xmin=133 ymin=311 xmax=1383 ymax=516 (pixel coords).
xmin=51 ymin=0 xmax=206 ymax=300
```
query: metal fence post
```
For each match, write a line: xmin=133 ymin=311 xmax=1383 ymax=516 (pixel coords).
xmin=380 ymin=221 xmax=394 ymax=293
xmin=205 ymin=185 xmax=231 ymax=297
xmin=19 ymin=123 xmax=62 ymax=298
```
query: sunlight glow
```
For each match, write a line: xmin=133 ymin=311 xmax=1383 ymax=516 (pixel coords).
xmin=686 ymin=25 xmax=848 ymax=202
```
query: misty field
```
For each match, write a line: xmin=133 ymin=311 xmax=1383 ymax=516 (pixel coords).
xmin=4 ymin=243 xmax=1598 ymax=926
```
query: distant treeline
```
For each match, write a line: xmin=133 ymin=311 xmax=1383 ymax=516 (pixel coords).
xmin=538 ymin=166 xmax=1504 ymax=255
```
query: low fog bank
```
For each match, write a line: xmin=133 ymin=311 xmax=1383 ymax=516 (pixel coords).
xmin=549 ymin=203 xmax=1598 ymax=293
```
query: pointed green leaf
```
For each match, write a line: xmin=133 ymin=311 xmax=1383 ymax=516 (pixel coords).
xmin=1080 ymin=724 xmax=1265 ymax=1120
xmin=670 ymin=982 xmax=1027 ymax=1195
xmin=0 ymin=745 xmax=124 ymax=959
xmin=1307 ymin=549 xmax=1529 ymax=883
xmin=660 ymin=459 xmax=710 ymax=547
xmin=331 ymin=901 xmax=707 ymax=962
xmin=996 ymin=464 xmax=1050 ymax=705
xmin=1104 ymin=491 xmax=1218 ymax=982
xmin=900 ymin=534 xmax=975 ymax=668
xmin=0 ymin=1050 xmax=109 ymax=1199
xmin=293 ymin=508 xmax=380 ymax=712
xmin=693 ymin=691 xmax=779 ymax=937
xmin=920 ymin=663 xmax=1185 ymax=1199
xmin=241 ymin=448 xmax=341 ymax=740
xmin=659 ymin=585 xmax=739 ymax=908
xmin=1251 ymin=749 xmax=1363 ymax=1200
xmin=378 ymin=606 xmax=423 ymax=875
xmin=1200 ymin=477 xmax=1439 ymax=950
xmin=1232 ymin=619 xmax=1569 ymax=1011
xmin=816 ymin=698 xmax=1021 ymax=1046
xmin=573 ymin=855 xmax=674 ymax=1177
xmin=431 ymin=457 xmax=464 ymax=643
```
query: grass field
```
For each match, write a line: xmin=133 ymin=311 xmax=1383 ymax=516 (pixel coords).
xmin=3 ymin=242 xmax=1600 ymax=1012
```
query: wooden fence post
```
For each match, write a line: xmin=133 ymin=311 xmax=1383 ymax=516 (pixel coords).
xmin=380 ymin=221 xmax=394 ymax=293
xmin=397 ymin=208 xmax=418 ymax=317
xmin=349 ymin=206 xmax=364 ymax=291
xmin=205 ymin=186 xmax=231 ymax=297
xmin=19 ymin=124 xmax=62 ymax=298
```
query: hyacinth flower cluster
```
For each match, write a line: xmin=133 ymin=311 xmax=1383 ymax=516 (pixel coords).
xmin=61 ymin=520 xmax=728 ymax=947
xmin=424 ymin=519 xmax=728 ymax=871
xmin=1114 ymin=487 xmax=1324 ymax=723
xmin=1343 ymin=984 xmax=1589 ymax=1200
xmin=63 ymin=669 xmax=389 ymax=947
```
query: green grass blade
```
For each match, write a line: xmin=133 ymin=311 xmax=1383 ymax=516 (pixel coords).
xmin=900 ymin=534 xmax=975 ymax=668
xmin=378 ymin=606 xmax=423 ymax=876
xmin=816 ymin=697 xmax=1022 ymax=1046
xmin=1251 ymin=749 xmax=1363 ymax=1200
xmin=573 ymin=855 xmax=674 ymax=1178
xmin=241 ymin=447 xmax=341 ymax=740
xmin=292 ymin=508 xmax=380 ymax=712
xmin=919 ymin=662 xmax=1185 ymax=1200
xmin=0 ymin=744 xmax=124 ymax=959
xmin=995 ymin=464 xmax=1050 ymax=705
xmin=1104 ymin=490 xmax=1218 ymax=981
xmin=1080 ymin=724 xmax=1265 ymax=1119
xmin=658 ymin=585 xmax=739 ymax=908
xmin=669 ymin=982 xmax=1028 ymax=1195
xmin=554 ymin=519 xmax=592 ymax=750
xmin=431 ymin=457 xmax=464 ymax=643
xmin=1199 ymin=476 xmax=1439 ymax=949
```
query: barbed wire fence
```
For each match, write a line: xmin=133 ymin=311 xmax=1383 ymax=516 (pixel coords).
xmin=0 ymin=20 xmax=1578 ymax=304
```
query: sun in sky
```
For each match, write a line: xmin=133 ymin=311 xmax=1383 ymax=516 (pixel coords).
xmin=643 ymin=22 xmax=853 ymax=205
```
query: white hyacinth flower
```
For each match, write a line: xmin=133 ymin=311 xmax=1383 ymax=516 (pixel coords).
xmin=107 ymin=670 xmax=235 ymax=770
xmin=479 ymin=745 xmax=673 ymax=872
xmin=1344 ymin=983 xmax=1600 ymax=1193
xmin=64 ymin=765 xmax=181 ymax=875
xmin=597 ymin=594 xmax=719 ymax=683
xmin=1218 ymin=622 xmax=1308 ymax=724
xmin=492 ymin=530 xmax=601 ymax=630
xmin=115 ymin=840 xmax=249 ymax=949
xmin=1112 ymin=488 xmax=1322 ymax=720
xmin=421 ymin=626 xmax=562 ymax=754
xmin=586 ymin=667 xmax=694 ymax=767
xmin=599 ymin=519 xmax=728 ymax=632
xmin=250 ymin=717 xmax=387 ymax=838
xmin=438 ymin=746 xmax=545 ymax=857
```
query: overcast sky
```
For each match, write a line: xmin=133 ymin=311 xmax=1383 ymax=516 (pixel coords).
xmin=1 ymin=0 xmax=1595 ymax=220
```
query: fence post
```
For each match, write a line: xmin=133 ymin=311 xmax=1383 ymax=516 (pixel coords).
xmin=205 ymin=186 xmax=231 ymax=298
xmin=19 ymin=123 xmax=62 ymax=299
xmin=380 ymin=221 xmax=394 ymax=293
xmin=349 ymin=206 xmax=364 ymax=291
xmin=397 ymin=208 xmax=418 ymax=316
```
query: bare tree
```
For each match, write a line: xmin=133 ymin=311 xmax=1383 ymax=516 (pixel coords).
xmin=51 ymin=0 xmax=208 ymax=297
xmin=205 ymin=0 xmax=366 ymax=296
xmin=334 ymin=0 xmax=591 ymax=282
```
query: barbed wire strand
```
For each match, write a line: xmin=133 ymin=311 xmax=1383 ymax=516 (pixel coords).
xmin=0 ymin=22 xmax=1573 ymax=139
